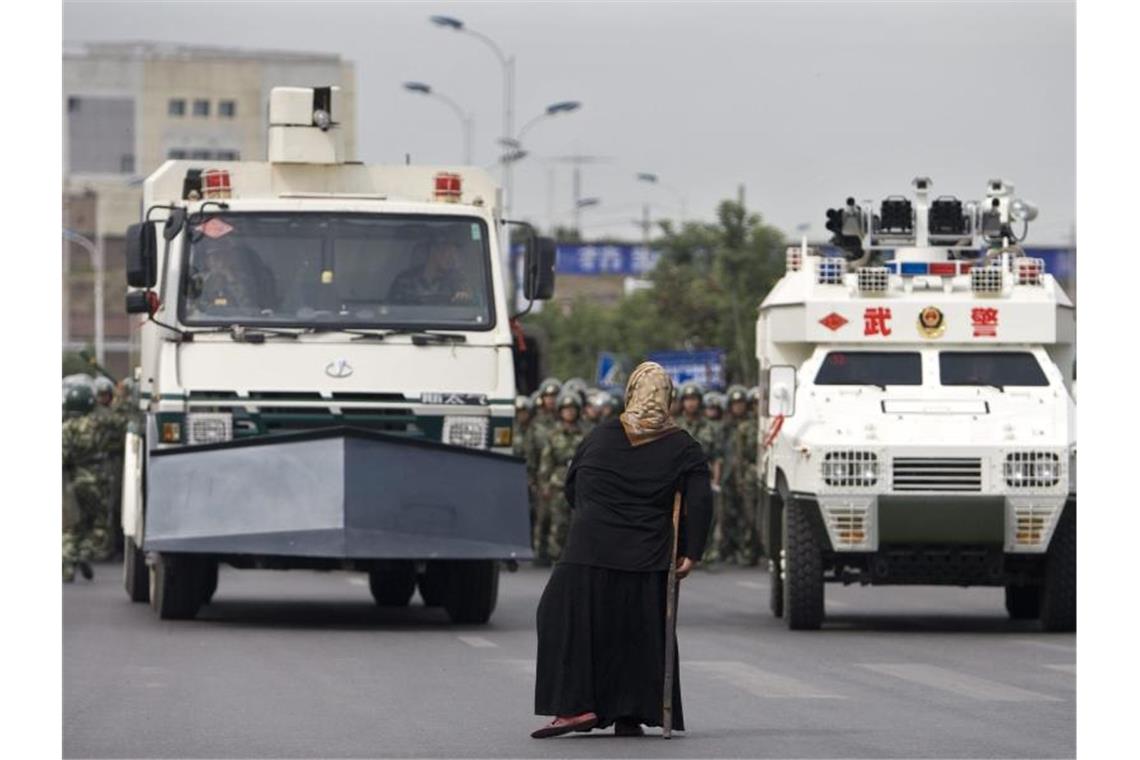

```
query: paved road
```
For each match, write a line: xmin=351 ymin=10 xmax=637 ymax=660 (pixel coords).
xmin=64 ymin=562 xmax=1074 ymax=758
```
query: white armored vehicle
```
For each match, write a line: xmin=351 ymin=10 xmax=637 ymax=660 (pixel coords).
xmin=757 ymin=178 xmax=1075 ymax=631
xmin=119 ymin=86 xmax=556 ymax=622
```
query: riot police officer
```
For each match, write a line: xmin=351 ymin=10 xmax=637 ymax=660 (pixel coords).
xmin=536 ymin=392 xmax=585 ymax=563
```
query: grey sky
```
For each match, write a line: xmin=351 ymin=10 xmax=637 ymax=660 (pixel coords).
xmin=64 ymin=1 xmax=1075 ymax=243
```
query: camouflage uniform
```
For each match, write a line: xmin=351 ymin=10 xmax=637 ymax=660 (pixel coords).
xmin=731 ymin=414 xmax=761 ymax=564
xmin=512 ymin=396 xmax=535 ymax=535
xmin=718 ymin=386 xmax=751 ymax=564
xmin=62 ymin=406 xmax=116 ymax=580
xmin=537 ymin=414 xmax=585 ymax=563
xmin=526 ymin=379 xmax=562 ymax=559
xmin=703 ymin=391 xmax=728 ymax=563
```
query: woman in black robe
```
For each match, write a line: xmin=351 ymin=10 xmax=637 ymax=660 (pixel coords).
xmin=532 ymin=361 xmax=714 ymax=738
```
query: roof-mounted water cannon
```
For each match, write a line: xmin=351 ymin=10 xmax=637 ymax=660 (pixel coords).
xmin=267 ymin=86 xmax=346 ymax=164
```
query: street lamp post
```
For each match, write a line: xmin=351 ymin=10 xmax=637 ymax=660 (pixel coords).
xmin=430 ymin=15 xmax=514 ymax=208
xmin=637 ymin=171 xmax=688 ymax=225
xmin=574 ymin=197 xmax=601 ymax=238
xmin=63 ymin=228 xmax=104 ymax=366
xmin=402 ymin=81 xmax=473 ymax=164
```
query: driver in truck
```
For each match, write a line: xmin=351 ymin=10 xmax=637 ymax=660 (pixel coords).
xmin=387 ymin=241 xmax=475 ymax=305
xmin=186 ymin=232 xmax=269 ymax=314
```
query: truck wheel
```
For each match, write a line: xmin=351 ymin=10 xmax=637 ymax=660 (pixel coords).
xmin=200 ymin=561 xmax=219 ymax=605
xmin=123 ymin=536 xmax=149 ymax=603
xmin=443 ymin=560 xmax=500 ymax=624
xmin=783 ymin=499 xmax=824 ymax=630
xmin=1039 ymin=505 xmax=1076 ymax=632
xmin=1004 ymin=585 xmax=1041 ymax=620
xmin=368 ymin=561 xmax=416 ymax=607
xmin=149 ymin=553 xmax=204 ymax=620
xmin=768 ymin=487 xmax=785 ymax=618
xmin=417 ymin=563 xmax=448 ymax=607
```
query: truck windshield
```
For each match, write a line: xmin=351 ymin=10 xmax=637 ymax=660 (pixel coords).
xmin=939 ymin=352 xmax=1048 ymax=388
xmin=179 ymin=213 xmax=494 ymax=330
xmin=815 ymin=351 xmax=922 ymax=387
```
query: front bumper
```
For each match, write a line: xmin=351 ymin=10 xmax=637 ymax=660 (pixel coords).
xmin=800 ymin=492 xmax=1071 ymax=554
xmin=144 ymin=426 xmax=532 ymax=560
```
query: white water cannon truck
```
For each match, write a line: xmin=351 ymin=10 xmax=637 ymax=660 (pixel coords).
xmin=119 ymin=86 xmax=556 ymax=622
xmin=757 ymin=178 xmax=1075 ymax=631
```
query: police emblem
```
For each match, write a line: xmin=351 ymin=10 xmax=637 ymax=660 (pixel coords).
xmin=917 ymin=306 xmax=946 ymax=338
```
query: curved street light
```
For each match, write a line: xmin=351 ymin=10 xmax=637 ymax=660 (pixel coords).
xmin=429 ymin=14 xmax=514 ymax=205
xmin=508 ymin=100 xmax=582 ymax=149
xmin=402 ymin=81 xmax=473 ymax=164
xmin=637 ymin=171 xmax=688 ymax=223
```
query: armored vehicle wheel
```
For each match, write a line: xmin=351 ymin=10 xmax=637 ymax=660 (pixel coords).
xmin=417 ymin=563 xmax=448 ymax=606
xmin=200 ymin=561 xmax=219 ymax=605
xmin=768 ymin=557 xmax=784 ymax=618
xmin=368 ymin=561 xmax=417 ymax=607
xmin=1039 ymin=505 xmax=1076 ymax=632
xmin=1004 ymin=585 xmax=1041 ymax=620
xmin=443 ymin=560 xmax=500 ymax=624
xmin=123 ymin=536 xmax=149 ymax=603
xmin=783 ymin=499 xmax=824 ymax=630
xmin=149 ymin=553 xmax=204 ymax=620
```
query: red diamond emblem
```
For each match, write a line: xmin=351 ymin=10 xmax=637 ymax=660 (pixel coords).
xmin=819 ymin=312 xmax=848 ymax=331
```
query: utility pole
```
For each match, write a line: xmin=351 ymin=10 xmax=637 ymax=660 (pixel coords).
xmin=548 ymin=153 xmax=613 ymax=237
xmin=641 ymin=203 xmax=650 ymax=252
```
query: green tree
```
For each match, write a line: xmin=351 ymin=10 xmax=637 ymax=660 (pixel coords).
xmin=524 ymin=197 xmax=785 ymax=386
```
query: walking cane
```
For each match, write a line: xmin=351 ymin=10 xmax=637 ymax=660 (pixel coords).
xmin=662 ymin=490 xmax=683 ymax=739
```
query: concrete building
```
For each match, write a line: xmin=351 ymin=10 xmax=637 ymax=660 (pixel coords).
xmin=63 ymin=41 xmax=357 ymax=376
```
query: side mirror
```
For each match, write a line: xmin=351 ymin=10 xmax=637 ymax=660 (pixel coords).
xmin=125 ymin=290 xmax=155 ymax=315
xmin=162 ymin=208 xmax=187 ymax=242
xmin=765 ymin=365 xmax=797 ymax=417
xmin=524 ymin=236 xmax=557 ymax=301
xmin=125 ymin=222 xmax=157 ymax=288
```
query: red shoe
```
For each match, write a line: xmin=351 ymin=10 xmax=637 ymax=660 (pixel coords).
xmin=530 ymin=712 xmax=599 ymax=739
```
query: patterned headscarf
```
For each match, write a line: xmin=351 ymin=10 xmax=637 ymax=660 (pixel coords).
xmin=619 ymin=361 xmax=679 ymax=447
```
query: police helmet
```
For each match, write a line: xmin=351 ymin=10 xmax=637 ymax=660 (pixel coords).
xmin=529 ymin=390 xmax=542 ymax=407
xmin=94 ymin=375 xmax=115 ymax=396
xmin=703 ymin=391 xmax=725 ymax=410
xmin=747 ymin=386 xmax=760 ymax=404
xmin=557 ymin=392 xmax=582 ymax=411
xmin=515 ymin=395 xmax=535 ymax=412
xmin=539 ymin=377 xmax=562 ymax=397
xmin=63 ymin=384 xmax=96 ymax=416
xmin=727 ymin=384 xmax=748 ymax=403
xmin=680 ymin=382 xmax=704 ymax=401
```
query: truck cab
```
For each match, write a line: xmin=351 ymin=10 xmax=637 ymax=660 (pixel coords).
xmin=119 ymin=86 xmax=556 ymax=622
xmin=757 ymin=178 xmax=1076 ymax=631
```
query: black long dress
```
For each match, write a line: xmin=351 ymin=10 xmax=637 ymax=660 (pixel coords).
xmin=535 ymin=417 xmax=713 ymax=731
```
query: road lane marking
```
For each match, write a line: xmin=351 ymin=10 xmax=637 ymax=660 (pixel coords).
xmin=858 ymin=663 xmax=1060 ymax=701
xmin=1045 ymin=664 xmax=1076 ymax=675
xmin=688 ymin=660 xmax=844 ymax=699
xmin=495 ymin=658 xmax=537 ymax=676
xmin=736 ymin=580 xmax=767 ymax=591
xmin=458 ymin=635 xmax=498 ymax=648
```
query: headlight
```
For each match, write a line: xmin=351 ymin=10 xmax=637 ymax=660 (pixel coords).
xmin=442 ymin=416 xmax=489 ymax=449
xmin=186 ymin=412 xmax=233 ymax=445
xmin=1004 ymin=452 xmax=1060 ymax=488
xmin=821 ymin=451 xmax=878 ymax=487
